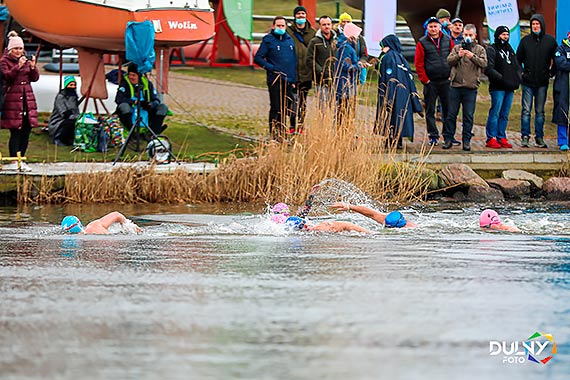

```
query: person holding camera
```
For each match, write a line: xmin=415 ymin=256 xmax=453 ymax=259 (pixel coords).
xmin=48 ymin=75 xmax=80 ymax=146
xmin=0 ymin=32 xmax=39 ymax=172
xmin=442 ymin=24 xmax=487 ymax=151
xmin=115 ymin=63 xmax=168 ymax=138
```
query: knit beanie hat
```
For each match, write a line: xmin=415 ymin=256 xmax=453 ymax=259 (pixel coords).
xmin=127 ymin=62 xmax=139 ymax=73
xmin=339 ymin=12 xmax=352 ymax=23
xmin=293 ymin=6 xmax=306 ymax=16
xmin=7 ymin=36 xmax=24 ymax=51
xmin=436 ymin=8 xmax=451 ymax=19
xmin=63 ymin=75 xmax=76 ymax=88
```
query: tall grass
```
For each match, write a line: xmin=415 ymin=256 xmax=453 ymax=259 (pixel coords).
xmin=17 ymin=73 xmax=432 ymax=205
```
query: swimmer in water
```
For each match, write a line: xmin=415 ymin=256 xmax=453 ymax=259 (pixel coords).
xmin=284 ymin=215 xmax=371 ymax=233
xmin=61 ymin=212 xmax=142 ymax=235
xmin=479 ymin=209 xmax=520 ymax=232
xmin=331 ymin=202 xmax=417 ymax=228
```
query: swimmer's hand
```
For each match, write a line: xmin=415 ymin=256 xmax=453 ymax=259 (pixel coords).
xmin=123 ymin=219 xmax=143 ymax=234
xmin=309 ymin=184 xmax=320 ymax=195
xmin=331 ymin=202 xmax=351 ymax=212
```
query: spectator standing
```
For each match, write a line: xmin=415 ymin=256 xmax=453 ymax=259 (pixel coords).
xmin=375 ymin=34 xmax=423 ymax=148
xmin=337 ymin=13 xmax=368 ymax=67
xmin=415 ymin=17 xmax=454 ymax=145
xmin=443 ymin=24 xmax=487 ymax=151
xmin=115 ymin=63 xmax=168 ymax=137
xmin=516 ymin=14 xmax=557 ymax=148
xmin=450 ymin=18 xmax=464 ymax=45
xmin=436 ymin=8 xmax=452 ymax=36
xmin=254 ymin=16 xmax=297 ymax=141
xmin=552 ymin=31 xmax=570 ymax=151
xmin=1 ymin=33 xmax=39 ymax=172
xmin=287 ymin=6 xmax=316 ymax=132
xmin=334 ymin=22 xmax=361 ymax=127
xmin=306 ymin=15 xmax=337 ymax=105
xmin=48 ymin=75 xmax=80 ymax=146
xmin=484 ymin=26 xmax=521 ymax=149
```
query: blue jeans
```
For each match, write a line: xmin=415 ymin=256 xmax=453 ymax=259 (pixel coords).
xmin=443 ymin=87 xmax=477 ymax=142
xmin=486 ymin=90 xmax=514 ymax=140
xmin=521 ymin=84 xmax=547 ymax=139
xmin=558 ymin=125 xmax=569 ymax=146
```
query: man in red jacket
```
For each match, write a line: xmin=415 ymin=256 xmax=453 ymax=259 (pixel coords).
xmin=414 ymin=17 xmax=454 ymax=146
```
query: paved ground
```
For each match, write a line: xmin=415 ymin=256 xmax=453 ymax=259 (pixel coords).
xmin=164 ymin=71 xmax=563 ymax=154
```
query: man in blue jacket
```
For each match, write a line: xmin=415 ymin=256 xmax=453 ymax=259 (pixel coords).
xmin=254 ymin=16 xmax=297 ymax=142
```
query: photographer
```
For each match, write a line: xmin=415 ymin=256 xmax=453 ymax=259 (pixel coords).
xmin=115 ymin=63 xmax=168 ymax=137
xmin=442 ymin=24 xmax=487 ymax=151
xmin=0 ymin=32 xmax=39 ymax=172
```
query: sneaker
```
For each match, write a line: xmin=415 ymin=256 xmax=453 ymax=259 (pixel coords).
xmin=535 ymin=137 xmax=548 ymax=148
xmin=442 ymin=140 xmax=453 ymax=149
xmin=498 ymin=138 xmax=512 ymax=148
xmin=451 ymin=138 xmax=461 ymax=146
xmin=521 ymin=135 xmax=530 ymax=148
xmin=462 ymin=140 xmax=471 ymax=151
xmin=287 ymin=128 xmax=296 ymax=135
xmin=486 ymin=138 xmax=502 ymax=149
xmin=560 ymin=144 xmax=569 ymax=151
xmin=428 ymin=137 xmax=439 ymax=146
xmin=18 ymin=162 xmax=32 ymax=172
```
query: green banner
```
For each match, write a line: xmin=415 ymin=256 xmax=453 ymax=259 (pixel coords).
xmin=224 ymin=0 xmax=253 ymax=40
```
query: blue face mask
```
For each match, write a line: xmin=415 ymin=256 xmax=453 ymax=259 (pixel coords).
xmin=295 ymin=18 xmax=307 ymax=25
xmin=274 ymin=28 xmax=286 ymax=36
xmin=532 ymin=29 xmax=541 ymax=35
xmin=464 ymin=37 xmax=472 ymax=44
xmin=442 ymin=21 xmax=449 ymax=28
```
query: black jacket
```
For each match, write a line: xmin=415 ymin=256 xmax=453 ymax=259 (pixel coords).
xmin=306 ymin=29 xmax=337 ymax=85
xmin=485 ymin=33 xmax=521 ymax=92
xmin=516 ymin=14 xmax=558 ymax=88
xmin=552 ymin=39 xmax=570 ymax=126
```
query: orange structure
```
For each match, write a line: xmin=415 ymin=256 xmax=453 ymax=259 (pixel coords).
xmin=4 ymin=0 xmax=215 ymax=98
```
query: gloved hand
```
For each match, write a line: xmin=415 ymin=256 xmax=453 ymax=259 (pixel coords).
xmin=140 ymin=100 xmax=151 ymax=110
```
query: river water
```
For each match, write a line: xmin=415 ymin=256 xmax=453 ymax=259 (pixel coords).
xmin=0 ymin=203 xmax=569 ymax=380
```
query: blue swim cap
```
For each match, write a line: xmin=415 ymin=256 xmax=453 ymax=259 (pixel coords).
xmin=285 ymin=216 xmax=307 ymax=230
xmin=384 ymin=211 xmax=407 ymax=228
xmin=61 ymin=215 xmax=83 ymax=234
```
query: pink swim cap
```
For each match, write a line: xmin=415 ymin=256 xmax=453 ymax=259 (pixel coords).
xmin=272 ymin=203 xmax=290 ymax=216
xmin=479 ymin=209 xmax=501 ymax=227
xmin=270 ymin=214 xmax=288 ymax=224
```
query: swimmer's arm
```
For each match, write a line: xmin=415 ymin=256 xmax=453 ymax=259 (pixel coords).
xmin=97 ymin=212 xmax=128 ymax=229
xmin=494 ymin=223 xmax=521 ymax=233
xmin=331 ymin=202 xmax=387 ymax=224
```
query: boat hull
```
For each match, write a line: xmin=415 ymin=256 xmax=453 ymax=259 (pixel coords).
xmin=5 ymin=0 xmax=215 ymax=51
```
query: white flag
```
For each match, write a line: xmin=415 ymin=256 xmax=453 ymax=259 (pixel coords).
xmin=364 ymin=0 xmax=396 ymax=57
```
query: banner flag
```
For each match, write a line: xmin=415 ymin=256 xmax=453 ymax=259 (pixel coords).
xmin=484 ymin=0 xmax=520 ymax=50
xmin=364 ymin=0 xmax=396 ymax=57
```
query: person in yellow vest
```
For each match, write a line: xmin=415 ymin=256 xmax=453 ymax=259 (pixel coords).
xmin=115 ymin=63 xmax=168 ymax=137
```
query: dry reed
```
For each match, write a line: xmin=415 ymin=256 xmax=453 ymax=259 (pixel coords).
xmin=17 ymin=71 xmax=431 ymax=205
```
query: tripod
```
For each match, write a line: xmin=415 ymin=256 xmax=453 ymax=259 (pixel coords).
xmin=113 ymin=84 xmax=178 ymax=165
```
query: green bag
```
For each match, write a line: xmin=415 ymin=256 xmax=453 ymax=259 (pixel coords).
xmin=73 ymin=113 xmax=100 ymax=152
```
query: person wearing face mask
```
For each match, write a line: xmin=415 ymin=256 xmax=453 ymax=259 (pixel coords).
xmin=442 ymin=24 xmax=487 ymax=152
xmin=552 ymin=31 xmax=570 ymax=151
xmin=286 ymin=6 xmax=316 ymax=133
xmin=0 ymin=31 xmax=39 ymax=172
xmin=48 ymin=76 xmax=80 ymax=146
xmin=254 ymin=16 xmax=297 ymax=142
xmin=516 ymin=14 xmax=557 ymax=148
xmin=436 ymin=8 xmax=452 ymax=36
xmin=484 ymin=26 xmax=522 ymax=149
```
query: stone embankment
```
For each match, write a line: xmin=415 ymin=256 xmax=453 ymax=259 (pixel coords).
xmin=425 ymin=163 xmax=570 ymax=201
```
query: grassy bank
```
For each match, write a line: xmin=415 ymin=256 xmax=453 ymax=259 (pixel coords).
xmin=0 ymin=116 xmax=251 ymax=164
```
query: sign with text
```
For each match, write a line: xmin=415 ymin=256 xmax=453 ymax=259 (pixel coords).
xmin=484 ymin=0 xmax=520 ymax=50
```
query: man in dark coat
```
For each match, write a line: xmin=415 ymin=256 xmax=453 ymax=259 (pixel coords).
xmin=484 ymin=26 xmax=522 ymax=149
xmin=552 ymin=32 xmax=570 ymax=151
xmin=48 ymin=75 xmax=80 ymax=146
xmin=374 ymin=34 xmax=423 ymax=148
xmin=115 ymin=63 xmax=168 ymax=137
xmin=306 ymin=15 xmax=337 ymax=104
xmin=414 ymin=17 xmax=454 ymax=145
xmin=516 ymin=14 xmax=558 ymax=148
xmin=254 ymin=16 xmax=297 ymax=141
xmin=286 ymin=6 xmax=316 ymax=131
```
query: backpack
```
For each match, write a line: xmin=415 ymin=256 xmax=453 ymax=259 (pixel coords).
xmin=146 ymin=135 xmax=172 ymax=164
